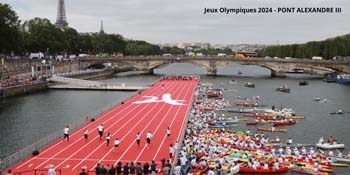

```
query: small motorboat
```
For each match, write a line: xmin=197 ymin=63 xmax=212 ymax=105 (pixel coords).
xmin=257 ymin=127 xmax=288 ymax=132
xmin=299 ymin=80 xmax=308 ymax=86
xmin=244 ymin=82 xmax=255 ymax=88
xmin=229 ymin=79 xmax=237 ymax=84
xmin=276 ymin=85 xmax=290 ymax=93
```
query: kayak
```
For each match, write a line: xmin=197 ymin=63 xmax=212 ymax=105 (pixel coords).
xmin=273 ymin=120 xmax=296 ymax=127
xmin=316 ymin=142 xmax=345 ymax=149
xmin=227 ymin=164 xmax=240 ymax=175
xmin=239 ymin=165 xmax=289 ymax=174
xmin=208 ymin=124 xmax=238 ymax=129
xmin=290 ymin=168 xmax=327 ymax=175
xmin=330 ymin=156 xmax=350 ymax=162
xmin=244 ymin=113 xmax=274 ymax=117
xmin=257 ymin=128 xmax=288 ymax=132
xmin=285 ymin=115 xmax=305 ymax=119
xmin=330 ymin=162 xmax=348 ymax=167
xmin=246 ymin=121 xmax=271 ymax=125
xmin=192 ymin=165 xmax=209 ymax=175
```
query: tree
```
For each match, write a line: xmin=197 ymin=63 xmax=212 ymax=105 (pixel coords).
xmin=64 ymin=28 xmax=80 ymax=55
xmin=125 ymin=40 xmax=161 ymax=56
xmin=0 ymin=3 xmax=22 ymax=54
xmin=25 ymin=17 xmax=66 ymax=54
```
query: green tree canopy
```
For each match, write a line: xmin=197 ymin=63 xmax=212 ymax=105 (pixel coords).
xmin=0 ymin=3 xmax=22 ymax=54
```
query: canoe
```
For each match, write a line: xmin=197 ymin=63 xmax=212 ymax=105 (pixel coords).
xmin=330 ymin=157 xmax=350 ymax=162
xmin=273 ymin=121 xmax=296 ymax=127
xmin=285 ymin=115 xmax=305 ymax=119
xmin=316 ymin=143 xmax=345 ymax=149
xmin=216 ymin=120 xmax=239 ymax=125
xmin=192 ymin=165 xmax=209 ymax=175
xmin=257 ymin=128 xmax=288 ymax=132
xmin=290 ymin=168 xmax=326 ymax=175
xmin=235 ymin=102 xmax=258 ymax=107
xmin=246 ymin=121 xmax=271 ymax=125
xmin=239 ymin=165 xmax=289 ymax=174
xmin=244 ymin=113 xmax=274 ymax=117
xmin=330 ymin=162 xmax=348 ymax=167
xmin=226 ymin=164 xmax=240 ymax=175
xmin=208 ymin=124 xmax=238 ymax=129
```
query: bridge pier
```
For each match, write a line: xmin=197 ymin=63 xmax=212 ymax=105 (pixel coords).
xmin=139 ymin=69 xmax=154 ymax=75
xmin=271 ymin=70 xmax=286 ymax=78
xmin=207 ymin=61 xmax=217 ymax=76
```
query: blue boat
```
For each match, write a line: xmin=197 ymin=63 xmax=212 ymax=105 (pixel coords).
xmin=335 ymin=74 xmax=350 ymax=85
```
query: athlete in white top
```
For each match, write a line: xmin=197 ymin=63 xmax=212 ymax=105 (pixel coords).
xmin=167 ymin=127 xmax=171 ymax=138
xmin=169 ymin=144 xmax=175 ymax=159
xmin=113 ymin=138 xmax=120 ymax=153
xmin=97 ymin=124 xmax=104 ymax=140
xmin=136 ymin=132 xmax=141 ymax=148
xmin=64 ymin=126 xmax=69 ymax=141
xmin=146 ymin=131 xmax=152 ymax=148
xmin=106 ymin=133 xmax=111 ymax=147
xmin=84 ymin=128 xmax=88 ymax=142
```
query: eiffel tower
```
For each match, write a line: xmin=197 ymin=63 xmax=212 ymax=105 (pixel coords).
xmin=55 ymin=0 xmax=68 ymax=29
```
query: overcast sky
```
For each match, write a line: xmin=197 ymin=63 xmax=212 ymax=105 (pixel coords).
xmin=3 ymin=0 xmax=350 ymax=45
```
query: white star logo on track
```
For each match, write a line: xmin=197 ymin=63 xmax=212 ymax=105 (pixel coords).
xmin=133 ymin=94 xmax=185 ymax=105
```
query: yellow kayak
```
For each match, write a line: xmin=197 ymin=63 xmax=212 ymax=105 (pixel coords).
xmin=285 ymin=115 xmax=305 ymax=119
xmin=331 ymin=162 xmax=348 ymax=167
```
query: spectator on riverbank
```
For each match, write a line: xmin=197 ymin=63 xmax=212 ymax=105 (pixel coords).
xmin=48 ymin=165 xmax=56 ymax=175
xmin=79 ymin=168 xmax=88 ymax=175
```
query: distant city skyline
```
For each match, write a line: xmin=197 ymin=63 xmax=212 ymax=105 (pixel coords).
xmin=3 ymin=0 xmax=350 ymax=45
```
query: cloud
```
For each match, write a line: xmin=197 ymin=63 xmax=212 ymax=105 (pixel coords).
xmin=3 ymin=0 xmax=350 ymax=44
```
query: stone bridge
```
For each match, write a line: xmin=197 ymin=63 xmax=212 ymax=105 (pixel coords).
xmin=79 ymin=56 xmax=350 ymax=77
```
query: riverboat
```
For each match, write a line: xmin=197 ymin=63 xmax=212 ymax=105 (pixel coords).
xmin=287 ymin=68 xmax=304 ymax=74
xmin=335 ymin=73 xmax=350 ymax=85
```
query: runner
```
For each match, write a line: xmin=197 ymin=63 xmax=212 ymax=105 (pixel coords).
xmin=136 ymin=132 xmax=141 ymax=148
xmin=64 ymin=125 xmax=69 ymax=142
xmin=106 ymin=133 xmax=111 ymax=147
xmin=174 ymin=140 xmax=179 ymax=152
xmin=146 ymin=131 xmax=153 ymax=148
xmin=97 ymin=124 xmax=104 ymax=140
xmin=113 ymin=138 xmax=120 ymax=153
xmin=169 ymin=144 xmax=175 ymax=159
xmin=83 ymin=128 xmax=88 ymax=142
xmin=166 ymin=127 xmax=171 ymax=138
xmin=48 ymin=165 xmax=56 ymax=175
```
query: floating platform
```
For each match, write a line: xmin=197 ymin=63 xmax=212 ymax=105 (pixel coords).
xmin=48 ymin=84 xmax=146 ymax=91
xmin=8 ymin=79 xmax=198 ymax=175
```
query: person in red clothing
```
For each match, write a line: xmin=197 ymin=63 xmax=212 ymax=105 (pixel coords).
xmin=328 ymin=136 xmax=335 ymax=144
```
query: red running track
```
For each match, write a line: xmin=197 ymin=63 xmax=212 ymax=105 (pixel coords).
xmin=9 ymin=79 xmax=197 ymax=175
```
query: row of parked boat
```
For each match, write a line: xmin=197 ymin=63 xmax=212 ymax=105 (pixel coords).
xmin=185 ymin=83 xmax=348 ymax=174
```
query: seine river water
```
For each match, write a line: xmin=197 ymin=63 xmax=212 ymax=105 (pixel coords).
xmin=0 ymin=63 xmax=349 ymax=174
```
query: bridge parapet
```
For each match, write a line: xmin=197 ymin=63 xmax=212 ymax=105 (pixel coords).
xmin=79 ymin=56 xmax=350 ymax=76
